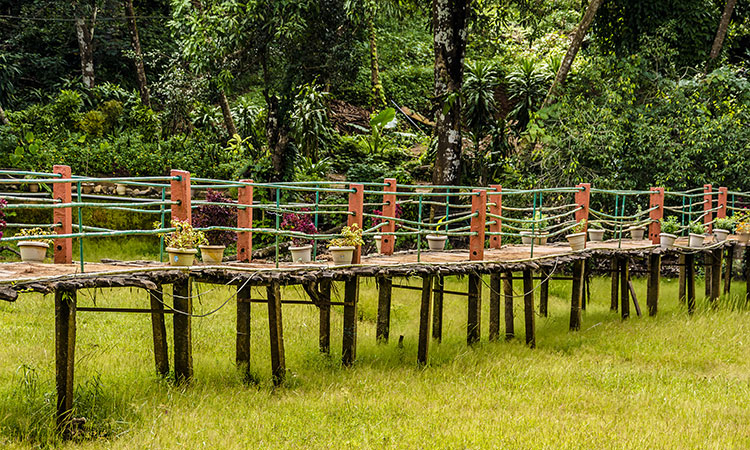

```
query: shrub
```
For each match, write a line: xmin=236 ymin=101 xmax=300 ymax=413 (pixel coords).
xmin=660 ymin=216 xmax=680 ymax=234
xmin=192 ymin=189 xmax=238 ymax=247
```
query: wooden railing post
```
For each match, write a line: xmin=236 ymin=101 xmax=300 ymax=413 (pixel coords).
xmin=703 ymin=184 xmax=713 ymax=232
xmin=53 ymin=165 xmax=72 ymax=264
xmin=649 ymin=187 xmax=665 ymax=244
xmin=348 ymin=183 xmax=364 ymax=264
xmin=489 ymin=184 xmax=502 ymax=249
xmin=470 ymin=189 xmax=487 ymax=261
xmin=170 ymin=169 xmax=191 ymax=223
xmin=237 ymin=179 xmax=253 ymax=262
xmin=381 ymin=178 xmax=397 ymax=255
xmin=574 ymin=183 xmax=590 ymax=248
xmin=717 ymin=186 xmax=728 ymax=219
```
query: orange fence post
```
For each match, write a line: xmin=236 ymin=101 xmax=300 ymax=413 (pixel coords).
xmin=717 ymin=186 xmax=728 ymax=219
xmin=170 ymin=169 xmax=192 ymax=223
xmin=348 ymin=183 xmax=364 ymax=264
xmin=381 ymin=178 xmax=397 ymax=255
xmin=237 ymin=179 xmax=253 ymax=262
xmin=703 ymin=184 xmax=713 ymax=232
xmin=574 ymin=183 xmax=590 ymax=248
xmin=53 ymin=165 xmax=72 ymax=264
xmin=470 ymin=189 xmax=487 ymax=261
xmin=489 ymin=184 xmax=502 ymax=249
xmin=649 ymin=187 xmax=665 ymax=244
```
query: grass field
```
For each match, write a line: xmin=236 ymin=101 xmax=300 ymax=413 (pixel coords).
xmin=2 ymin=269 xmax=750 ymax=449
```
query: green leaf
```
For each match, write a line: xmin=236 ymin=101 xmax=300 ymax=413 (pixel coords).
xmin=369 ymin=108 xmax=396 ymax=129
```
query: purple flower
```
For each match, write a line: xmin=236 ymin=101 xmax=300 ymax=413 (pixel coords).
xmin=281 ymin=209 xmax=317 ymax=246
xmin=193 ymin=190 xmax=238 ymax=247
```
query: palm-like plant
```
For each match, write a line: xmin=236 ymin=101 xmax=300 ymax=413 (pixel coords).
xmin=508 ymin=58 xmax=550 ymax=130
xmin=290 ymin=83 xmax=333 ymax=162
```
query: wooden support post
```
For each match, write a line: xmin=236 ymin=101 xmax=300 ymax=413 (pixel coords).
xmin=53 ymin=165 xmax=73 ymax=264
xmin=237 ymin=180 xmax=253 ymax=262
xmin=489 ymin=185 xmax=502 ymax=249
xmin=581 ymin=263 xmax=588 ymax=311
xmin=705 ymin=253 xmax=712 ymax=299
xmin=267 ymin=282 xmax=285 ymax=385
xmin=724 ymin=245 xmax=733 ymax=296
xmin=711 ymin=247 xmax=722 ymax=304
xmin=523 ymin=269 xmax=535 ymax=348
xmin=417 ymin=276 xmax=433 ymax=365
xmin=469 ymin=190 xmax=487 ymax=261
xmin=717 ymin=187 xmax=728 ymax=219
xmin=236 ymin=283 xmax=251 ymax=368
xmin=678 ymin=254 xmax=686 ymax=303
xmin=381 ymin=178 xmax=397 ymax=255
xmin=55 ymin=289 xmax=76 ymax=433
xmin=629 ymin=281 xmax=642 ymax=317
xmin=173 ymin=278 xmax=193 ymax=383
xmin=647 ymin=254 xmax=661 ymax=316
xmin=620 ymin=257 xmax=630 ymax=320
xmin=503 ymin=272 xmax=514 ymax=340
xmin=348 ymin=184 xmax=364 ymax=264
xmin=570 ymin=260 xmax=584 ymax=331
xmin=686 ymin=253 xmax=696 ymax=313
xmin=467 ymin=274 xmax=482 ymax=345
xmin=539 ymin=267 xmax=550 ymax=317
xmin=432 ymin=275 xmax=444 ymax=342
xmin=319 ymin=280 xmax=331 ymax=353
xmin=489 ymin=272 xmax=501 ymax=341
xmin=342 ymin=277 xmax=359 ymax=366
xmin=575 ymin=183 xmax=591 ymax=247
xmin=649 ymin=187 xmax=665 ymax=244
xmin=170 ymin=169 xmax=191 ymax=222
xmin=610 ymin=256 xmax=619 ymax=311
xmin=149 ymin=287 xmax=169 ymax=376
xmin=704 ymin=184 xmax=713 ymax=232
xmin=376 ymin=276 xmax=392 ymax=344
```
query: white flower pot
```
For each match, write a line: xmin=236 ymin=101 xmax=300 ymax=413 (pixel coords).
xmin=329 ymin=246 xmax=355 ymax=265
xmin=166 ymin=247 xmax=198 ymax=266
xmin=565 ymin=232 xmax=587 ymax=251
xmin=199 ymin=245 xmax=225 ymax=264
xmin=659 ymin=233 xmax=677 ymax=250
xmin=18 ymin=241 xmax=49 ymax=263
xmin=535 ymin=233 xmax=548 ymax=245
xmin=588 ymin=229 xmax=605 ymax=241
xmin=374 ymin=235 xmax=382 ymax=253
xmin=737 ymin=232 xmax=750 ymax=244
xmin=713 ymin=229 xmax=730 ymax=242
xmin=520 ymin=231 xmax=532 ymax=245
xmin=521 ymin=232 xmax=547 ymax=245
xmin=426 ymin=235 xmax=448 ymax=251
xmin=28 ymin=183 xmax=39 ymax=193
xmin=628 ymin=227 xmax=646 ymax=240
xmin=289 ymin=244 xmax=313 ymax=263
xmin=688 ymin=233 xmax=705 ymax=249
xmin=116 ymin=183 xmax=127 ymax=195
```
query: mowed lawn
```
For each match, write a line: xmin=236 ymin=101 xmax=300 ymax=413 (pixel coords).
xmin=2 ymin=272 xmax=750 ymax=449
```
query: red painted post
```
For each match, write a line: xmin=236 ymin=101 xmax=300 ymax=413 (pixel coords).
xmin=574 ymin=183 xmax=591 ymax=248
xmin=703 ymin=184 xmax=713 ymax=232
xmin=380 ymin=178 xmax=397 ymax=255
xmin=649 ymin=187 xmax=665 ymax=244
xmin=470 ymin=189 xmax=487 ymax=261
xmin=348 ymin=183 xmax=364 ymax=264
xmin=53 ymin=165 xmax=72 ymax=264
xmin=170 ymin=170 xmax=191 ymax=223
xmin=489 ymin=184 xmax=502 ymax=249
xmin=717 ymin=186 xmax=728 ymax=219
xmin=237 ymin=179 xmax=253 ymax=262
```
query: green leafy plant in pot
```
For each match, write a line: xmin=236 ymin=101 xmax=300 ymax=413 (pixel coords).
xmin=16 ymin=227 xmax=54 ymax=263
xmin=566 ymin=219 xmax=587 ymax=251
xmin=713 ymin=217 xmax=734 ymax=242
xmin=659 ymin=216 xmax=680 ymax=249
xmin=158 ymin=219 xmax=207 ymax=266
xmin=688 ymin=222 xmax=707 ymax=248
xmin=426 ymin=216 xmax=448 ymax=251
xmin=329 ymin=224 xmax=364 ymax=265
xmin=587 ymin=220 xmax=605 ymax=241
xmin=520 ymin=212 xmax=549 ymax=245
xmin=735 ymin=210 xmax=750 ymax=244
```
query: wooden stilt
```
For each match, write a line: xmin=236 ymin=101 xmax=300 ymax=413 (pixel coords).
xmin=267 ymin=282 xmax=285 ymax=385
xmin=55 ymin=289 xmax=76 ymax=434
xmin=711 ymin=248 xmax=722 ymax=305
xmin=678 ymin=254 xmax=686 ymax=303
xmin=705 ymin=253 xmax=712 ymax=299
xmin=523 ymin=269 xmax=535 ymax=348
xmin=236 ymin=284 xmax=251 ymax=368
xmin=342 ymin=277 xmax=359 ymax=366
xmin=489 ymin=272 xmax=501 ymax=341
xmin=570 ymin=260 xmax=584 ymax=331
xmin=539 ymin=267 xmax=550 ymax=317
xmin=686 ymin=253 xmax=696 ymax=313
xmin=647 ymin=254 xmax=661 ymax=316
xmin=581 ymin=263 xmax=588 ymax=311
xmin=432 ymin=275 xmax=444 ymax=342
xmin=318 ymin=280 xmax=331 ymax=353
xmin=173 ymin=278 xmax=193 ymax=383
xmin=467 ymin=273 xmax=481 ymax=345
xmin=503 ymin=272 xmax=514 ymax=340
xmin=376 ymin=276 xmax=392 ymax=344
xmin=610 ymin=256 xmax=619 ymax=311
xmin=417 ymin=276 xmax=433 ymax=365
xmin=723 ymin=245 xmax=733 ymax=296
xmin=628 ymin=281 xmax=642 ymax=317
xmin=149 ymin=287 xmax=169 ymax=376
xmin=620 ymin=257 xmax=630 ymax=320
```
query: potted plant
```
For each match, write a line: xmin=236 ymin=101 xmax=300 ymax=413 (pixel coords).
xmin=659 ymin=216 xmax=680 ymax=249
xmin=713 ymin=217 xmax=734 ymax=242
xmin=736 ymin=211 xmax=750 ymax=244
xmin=587 ymin=221 xmax=605 ymax=241
xmin=281 ymin=210 xmax=317 ymax=263
xmin=520 ymin=212 xmax=549 ymax=245
xmin=16 ymin=227 xmax=54 ymax=263
xmin=159 ymin=219 xmax=207 ymax=266
xmin=370 ymin=205 xmax=402 ymax=253
xmin=329 ymin=224 xmax=364 ymax=265
xmin=565 ymin=220 xmax=587 ymax=251
xmin=193 ymin=189 xmax=238 ymax=264
xmin=688 ymin=222 xmax=707 ymax=248
xmin=426 ymin=216 xmax=448 ymax=251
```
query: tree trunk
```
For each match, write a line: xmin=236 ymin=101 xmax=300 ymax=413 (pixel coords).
xmin=124 ymin=0 xmax=151 ymax=107
xmin=218 ymin=89 xmax=238 ymax=137
xmin=0 ymin=102 xmax=9 ymax=126
xmin=431 ymin=0 xmax=469 ymax=188
xmin=368 ymin=9 xmax=386 ymax=108
xmin=706 ymin=0 xmax=737 ymax=73
xmin=542 ymin=0 xmax=603 ymax=107
xmin=74 ymin=6 xmax=96 ymax=89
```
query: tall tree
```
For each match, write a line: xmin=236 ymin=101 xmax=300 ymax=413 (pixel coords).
xmin=73 ymin=2 xmax=97 ymax=88
xmin=124 ymin=0 xmax=151 ymax=107
xmin=432 ymin=0 xmax=470 ymax=187
xmin=706 ymin=0 xmax=738 ymax=72
xmin=542 ymin=0 xmax=603 ymax=107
